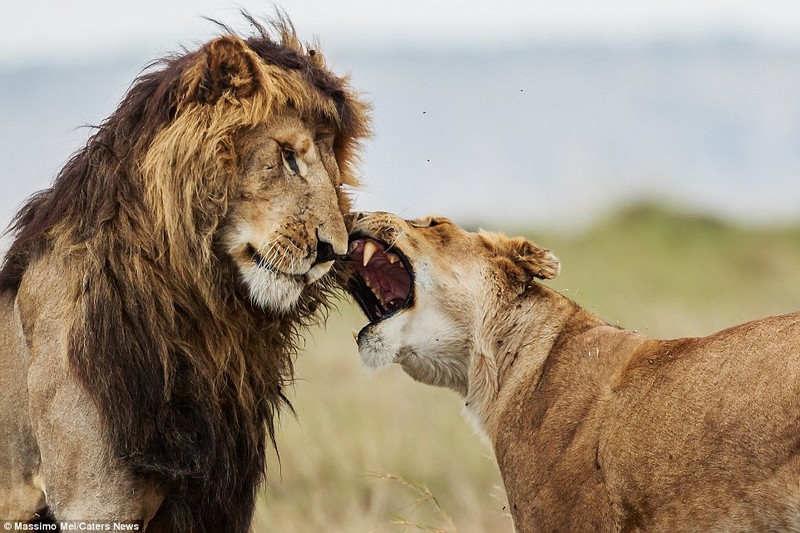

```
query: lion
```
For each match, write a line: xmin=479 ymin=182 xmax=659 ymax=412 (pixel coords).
xmin=345 ymin=211 xmax=800 ymax=532
xmin=0 ymin=15 xmax=370 ymax=532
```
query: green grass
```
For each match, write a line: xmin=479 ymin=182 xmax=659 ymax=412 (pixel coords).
xmin=534 ymin=203 xmax=800 ymax=338
xmin=254 ymin=204 xmax=800 ymax=532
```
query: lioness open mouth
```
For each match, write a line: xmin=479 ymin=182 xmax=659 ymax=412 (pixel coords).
xmin=347 ymin=237 xmax=414 ymax=324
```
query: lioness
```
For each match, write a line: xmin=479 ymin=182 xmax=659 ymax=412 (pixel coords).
xmin=345 ymin=211 xmax=800 ymax=532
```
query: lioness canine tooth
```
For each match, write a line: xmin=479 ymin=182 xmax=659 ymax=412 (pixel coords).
xmin=362 ymin=241 xmax=379 ymax=266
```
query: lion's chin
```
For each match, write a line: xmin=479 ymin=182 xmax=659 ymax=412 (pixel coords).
xmin=241 ymin=266 xmax=305 ymax=313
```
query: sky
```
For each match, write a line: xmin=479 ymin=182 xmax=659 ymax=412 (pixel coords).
xmin=3 ymin=0 xmax=800 ymax=67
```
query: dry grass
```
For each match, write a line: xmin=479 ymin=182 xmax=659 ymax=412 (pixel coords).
xmin=254 ymin=205 xmax=800 ymax=532
xmin=255 ymin=304 xmax=512 ymax=533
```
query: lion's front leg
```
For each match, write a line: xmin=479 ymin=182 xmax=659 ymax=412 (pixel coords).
xmin=26 ymin=336 xmax=163 ymax=526
xmin=29 ymin=368 xmax=164 ymax=525
xmin=0 ymin=419 xmax=43 ymax=522
xmin=0 ymin=295 xmax=45 ymax=521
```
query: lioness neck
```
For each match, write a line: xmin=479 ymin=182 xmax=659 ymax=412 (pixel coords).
xmin=464 ymin=282 xmax=608 ymax=441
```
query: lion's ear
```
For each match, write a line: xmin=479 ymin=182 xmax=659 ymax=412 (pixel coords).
xmin=480 ymin=231 xmax=560 ymax=283
xmin=190 ymin=35 xmax=261 ymax=104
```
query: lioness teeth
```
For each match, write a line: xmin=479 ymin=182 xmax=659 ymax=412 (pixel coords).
xmin=386 ymin=299 xmax=402 ymax=311
xmin=370 ymin=286 xmax=383 ymax=303
xmin=362 ymin=241 xmax=379 ymax=266
xmin=386 ymin=253 xmax=399 ymax=264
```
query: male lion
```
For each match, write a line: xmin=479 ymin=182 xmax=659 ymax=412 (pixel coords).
xmin=0 ymin=16 xmax=369 ymax=532
xmin=345 ymin=212 xmax=800 ymax=532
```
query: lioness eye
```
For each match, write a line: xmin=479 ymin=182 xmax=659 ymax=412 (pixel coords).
xmin=409 ymin=217 xmax=443 ymax=228
xmin=282 ymin=148 xmax=300 ymax=175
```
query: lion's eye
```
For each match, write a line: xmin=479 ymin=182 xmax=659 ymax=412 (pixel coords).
xmin=314 ymin=124 xmax=335 ymax=145
xmin=282 ymin=148 xmax=300 ymax=175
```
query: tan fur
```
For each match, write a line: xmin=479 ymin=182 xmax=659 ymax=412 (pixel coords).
xmin=0 ymin=18 xmax=369 ymax=532
xmin=349 ymin=212 xmax=800 ymax=532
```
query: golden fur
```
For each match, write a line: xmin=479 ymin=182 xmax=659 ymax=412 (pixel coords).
xmin=0 ymin=16 xmax=369 ymax=532
xmin=348 ymin=212 xmax=800 ymax=532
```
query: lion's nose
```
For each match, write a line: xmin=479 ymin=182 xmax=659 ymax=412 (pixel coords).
xmin=314 ymin=237 xmax=339 ymax=264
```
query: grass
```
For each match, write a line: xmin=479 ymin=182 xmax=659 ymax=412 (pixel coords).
xmin=253 ymin=203 xmax=800 ymax=532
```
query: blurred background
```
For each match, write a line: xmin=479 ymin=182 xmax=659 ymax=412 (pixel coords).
xmin=2 ymin=1 xmax=799 ymax=531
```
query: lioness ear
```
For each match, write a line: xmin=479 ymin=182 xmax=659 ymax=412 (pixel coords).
xmin=191 ymin=35 xmax=261 ymax=104
xmin=480 ymin=232 xmax=560 ymax=283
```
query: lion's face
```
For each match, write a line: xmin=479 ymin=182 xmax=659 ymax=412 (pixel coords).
xmin=221 ymin=109 xmax=349 ymax=312
xmin=134 ymin=34 xmax=369 ymax=316
xmin=345 ymin=212 xmax=559 ymax=393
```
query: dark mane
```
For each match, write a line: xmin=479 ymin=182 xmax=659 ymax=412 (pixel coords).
xmin=0 ymin=14 xmax=369 ymax=532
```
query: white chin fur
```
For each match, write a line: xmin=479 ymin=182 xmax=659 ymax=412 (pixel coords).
xmin=304 ymin=261 xmax=334 ymax=285
xmin=241 ymin=264 xmax=304 ymax=313
xmin=357 ymin=330 xmax=397 ymax=370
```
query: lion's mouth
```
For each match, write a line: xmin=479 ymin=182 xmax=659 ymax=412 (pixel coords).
xmin=347 ymin=237 xmax=414 ymax=325
xmin=246 ymin=244 xmax=279 ymax=272
xmin=245 ymin=243 xmax=303 ymax=281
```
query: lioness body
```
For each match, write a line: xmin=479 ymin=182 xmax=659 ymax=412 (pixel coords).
xmin=347 ymin=213 xmax=800 ymax=532
xmin=491 ymin=301 xmax=800 ymax=531
xmin=0 ymin=18 xmax=369 ymax=531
